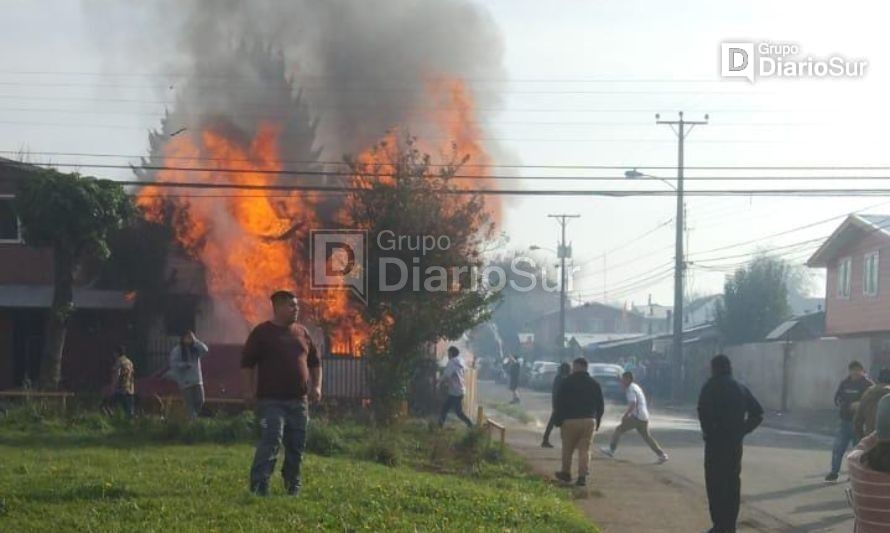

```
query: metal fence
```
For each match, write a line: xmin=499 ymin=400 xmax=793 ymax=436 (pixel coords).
xmin=322 ymin=356 xmax=370 ymax=400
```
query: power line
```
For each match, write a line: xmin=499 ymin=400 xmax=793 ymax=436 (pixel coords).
xmin=15 ymin=150 xmax=890 ymax=171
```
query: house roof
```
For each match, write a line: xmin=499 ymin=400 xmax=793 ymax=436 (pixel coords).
xmin=807 ymin=214 xmax=890 ymax=267
xmin=765 ymin=311 xmax=826 ymax=341
xmin=526 ymin=301 xmax=641 ymax=327
xmin=0 ymin=157 xmax=42 ymax=182
xmin=0 ymin=285 xmax=135 ymax=310
xmin=567 ymin=332 xmax=645 ymax=348
xmin=632 ymin=303 xmax=672 ymax=320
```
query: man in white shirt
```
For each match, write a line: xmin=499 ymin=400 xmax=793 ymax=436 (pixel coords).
xmin=600 ymin=371 xmax=669 ymax=463
xmin=438 ymin=346 xmax=474 ymax=428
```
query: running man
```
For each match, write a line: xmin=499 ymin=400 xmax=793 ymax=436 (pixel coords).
xmin=600 ymin=371 xmax=668 ymax=463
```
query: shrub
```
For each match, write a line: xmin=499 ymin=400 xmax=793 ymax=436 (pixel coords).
xmin=362 ymin=432 xmax=400 ymax=467
xmin=305 ymin=421 xmax=346 ymax=456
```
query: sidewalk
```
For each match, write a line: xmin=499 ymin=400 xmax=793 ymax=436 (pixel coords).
xmin=495 ymin=421 xmax=713 ymax=532
xmin=481 ymin=387 xmax=795 ymax=532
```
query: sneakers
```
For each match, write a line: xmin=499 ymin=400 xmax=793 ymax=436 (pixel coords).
xmin=286 ymin=481 xmax=302 ymax=496
xmin=554 ymin=471 xmax=572 ymax=483
xmin=541 ymin=441 xmax=554 ymax=449
xmin=575 ymin=476 xmax=587 ymax=487
xmin=599 ymin=446 xmax=615 ymax=458
xmin=657 ymin=454 xmax=669 ymax=464
xmin=824 ymin=472 xmax=839 ymax=483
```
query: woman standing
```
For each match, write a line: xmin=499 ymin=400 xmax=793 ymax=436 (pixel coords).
xmin=168 ymin=330 xmax=209 ymax=419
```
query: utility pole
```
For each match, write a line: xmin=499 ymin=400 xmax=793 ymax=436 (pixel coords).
xmin=655 ymin=111 xmax=707 ymax=402
xmin=548 ymin=214 xmax=580 ymax=358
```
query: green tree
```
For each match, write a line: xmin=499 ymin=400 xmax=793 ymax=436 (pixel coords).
xmin=343 ymin=137 xmax=496 ymax=422
xmin=14 ymin=170 xmax=133 ymax=388
xmin=716 ymin=255 xmax=792 ymax=344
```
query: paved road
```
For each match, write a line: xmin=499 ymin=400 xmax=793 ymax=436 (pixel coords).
xmin=479 ymin=382 xmax=854 ymax=533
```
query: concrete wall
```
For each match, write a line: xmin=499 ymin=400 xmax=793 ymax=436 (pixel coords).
xmin=725 ymin=337 xmax=873 ymax=411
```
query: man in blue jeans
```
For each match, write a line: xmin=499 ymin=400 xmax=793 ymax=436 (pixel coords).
xmin=826 ymin=360 xmax=873 ymax=482
xmin=241 ymin=290 xmax=323 ymax=496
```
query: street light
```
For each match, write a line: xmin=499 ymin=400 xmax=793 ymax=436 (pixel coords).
xmin=625 ymin=166 xmax=686 ymax=401
xmin=624 ymin=168 xmax=677 ymax=190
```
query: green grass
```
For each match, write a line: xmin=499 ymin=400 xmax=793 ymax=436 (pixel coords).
xmin=0 ymin=407 xmax=595 ymax=532
xmin=487 ymin=402 xmax=535 ymax=425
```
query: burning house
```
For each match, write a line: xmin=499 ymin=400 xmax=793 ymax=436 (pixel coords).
xmin=95 ymin=1 xmax=509 ymax=399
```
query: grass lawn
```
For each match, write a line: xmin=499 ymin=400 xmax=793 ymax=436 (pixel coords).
xmin=0 ymin=407 xmax=596 ymax=532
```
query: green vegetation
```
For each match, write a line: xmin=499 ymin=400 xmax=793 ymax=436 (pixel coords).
xmin=0 ymin=406 xmax=595 ymax=532
xmin=488 ymin=402 xmax=535 ymax=425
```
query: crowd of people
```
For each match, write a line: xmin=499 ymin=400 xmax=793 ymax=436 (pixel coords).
xmin=100 ymin=292 xmax=890 ymax=527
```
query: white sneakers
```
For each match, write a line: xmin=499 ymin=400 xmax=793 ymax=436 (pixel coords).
xmin=600 ymin=446 xmax=669 ymax=464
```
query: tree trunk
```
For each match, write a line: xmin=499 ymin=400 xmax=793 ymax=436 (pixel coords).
xmin=39 ymin=248 xmax=74 ymax=390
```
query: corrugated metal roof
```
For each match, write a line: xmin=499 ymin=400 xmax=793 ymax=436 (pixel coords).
xmin=0 ymin=285 xmax=134 ymax=310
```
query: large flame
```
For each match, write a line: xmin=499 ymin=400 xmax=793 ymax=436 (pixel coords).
xmin=137 ymin=76 xmax=497 ymax=356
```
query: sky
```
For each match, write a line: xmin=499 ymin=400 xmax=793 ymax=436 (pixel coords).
xmin=4 ymin=0 xmax=890 ymax=309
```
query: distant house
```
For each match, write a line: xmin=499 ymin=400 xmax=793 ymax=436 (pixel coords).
xmin=684 ymin=294 xmax=721 ymax=327
xmin=631 ymin=302 xmax=673 ymax=335
xmin=0 ymin=159 xmax=134 ymax=391
xmin=807 ymin=214 xmax=890 ymax=336
xmin=523 ymin=302 xmax=649 ymax=352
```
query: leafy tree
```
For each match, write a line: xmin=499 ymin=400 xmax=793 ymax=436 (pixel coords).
xmin=716 ymin=255 xmax=792 ymax=344
xmin=14 ymin=170 xmax=133 ymax=389
xmin=343 ymin=137 xmax=496 ymax=422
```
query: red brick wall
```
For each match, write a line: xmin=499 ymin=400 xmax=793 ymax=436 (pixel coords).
xmin=825 ymin=231 xmax=890 ymax=335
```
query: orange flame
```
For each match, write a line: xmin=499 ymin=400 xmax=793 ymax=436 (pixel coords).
xmin=137 ymin=75 xmax=497 ymax=357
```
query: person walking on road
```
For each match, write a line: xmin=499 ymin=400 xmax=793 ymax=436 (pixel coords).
xmin=698 ymin=354 xmax=764 ymax=533
xmin=241 ymin=290 xmax=322 ymax=497
xmin=826 ymin=360 xmax=874 ymax=482
xmin=854 ymin=367 xmax=890 ymax=441
xmin=600 ymin=371 xmax=669 ymax=463
xmin=168 ymin=329 xmax=210 ymax=419
xmin=553 ymin=357 xmax=604 ymax=487
xmin=505 ymin=355 xmax=521 ymax=404
xmin=438 ymin=346 xmax=474 ymax=428
xmin=542 ymin=362 xmax=571 ymax=448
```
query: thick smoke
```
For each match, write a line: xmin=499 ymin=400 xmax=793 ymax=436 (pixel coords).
xmin=82 ymin=0 xmax=508 ymax=343
xmin=84 ymin=0 xmax=506 ymax=158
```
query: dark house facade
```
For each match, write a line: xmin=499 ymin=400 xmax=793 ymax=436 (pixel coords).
xmin=0 ymin=159 xmax=134 ymax=391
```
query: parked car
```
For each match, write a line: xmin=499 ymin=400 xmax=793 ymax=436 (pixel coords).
xmin=589 ymin=363 xmax=626 ymax=402
xmin=530 ymin=361 xmax=560 ymax=390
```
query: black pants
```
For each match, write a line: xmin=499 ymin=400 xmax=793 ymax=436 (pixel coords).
xmin=705 ymin=440 xmax=743 ymax=532
xmin=543 ymin=410 xmax=557 ymax=442
xmin=439 ymin=395 xmax=473 ymax=428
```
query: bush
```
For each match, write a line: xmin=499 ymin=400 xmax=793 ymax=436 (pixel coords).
xmin=305 ymin=421 xmax=346 ymax=457
xmin=362 ymin=432 xmax=400 ymax=467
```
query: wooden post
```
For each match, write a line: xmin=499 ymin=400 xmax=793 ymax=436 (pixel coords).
xmin=476 ymin=405 xmax=484 ymax=427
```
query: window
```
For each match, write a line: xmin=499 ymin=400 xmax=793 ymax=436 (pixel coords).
xmin=0 ymin=195 xmax=21 ymax=242
xmin=837 ymin=257 xmax=852 ymax=298
xmin=864 ymin=251 xmax=880 ymax=296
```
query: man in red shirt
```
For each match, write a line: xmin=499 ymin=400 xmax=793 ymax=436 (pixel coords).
xmin=242 ymin=290 xmax=322 ymax=496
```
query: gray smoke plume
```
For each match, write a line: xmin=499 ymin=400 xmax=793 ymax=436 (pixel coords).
xmin=83 ymin=0 xmax=506 ymax=159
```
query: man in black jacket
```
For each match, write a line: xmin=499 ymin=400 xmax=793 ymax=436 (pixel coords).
xmin=826 ymin=360 xmax=874 ymax=482
xmin=698 ymin=354 xmax=763 ymax=533
xmin=554 ymin=357 xmax=605 ymax=487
